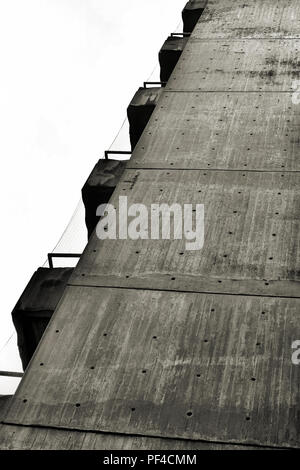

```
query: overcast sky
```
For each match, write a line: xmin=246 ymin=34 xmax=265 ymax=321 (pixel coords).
xmin=0 ymin=0 xmax=185 ymax=393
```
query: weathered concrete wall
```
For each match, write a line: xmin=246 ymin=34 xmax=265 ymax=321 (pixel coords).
xmin=127 ymin=87 xmax=162 ymax=150
xmin=182 ymin=0 xmax=207 ymax=33
xmin=159 ymin=36 xmax=188 ymax=84
xmin=82 ymin=159 xmax=127 ymax=238
xmin=0 ymin=397 xmax=11 ymax=422
xmin=2 ymin=0 xmax=300 ymax=450
xmin=0 ymin=422 xmax=267 ymax=450
xmin=12 ymin=267 xmax=73 ymax=370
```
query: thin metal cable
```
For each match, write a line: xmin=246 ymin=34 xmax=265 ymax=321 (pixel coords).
xmin=44 ymin=15 xmax=183 ymax=262
xmin=108 ymin=116 xmax=129 ymax=151
xmin=0 ymin=332 xmax=15 ymax=356
xmin=49 ymin=200 xmax=83 ymax=254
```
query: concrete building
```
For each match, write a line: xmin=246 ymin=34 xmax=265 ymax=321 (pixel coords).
xmin=0 ymin=0 xmax=299 ymax=450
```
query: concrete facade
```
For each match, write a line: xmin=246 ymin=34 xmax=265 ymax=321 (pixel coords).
xmin=1 ymin=0 xmax=299 ymax=450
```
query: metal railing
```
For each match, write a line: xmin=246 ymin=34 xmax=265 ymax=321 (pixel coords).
xmin=47 ymin=253 xmax=82 ymax=269
xmin=170 ymin=32 xmax=191 ymax=37
xmin=104 ymin=150 xmax=132 ymax=160
xmin=143 ymin=81 xmax=166 ymax=89
xmin=0 ymin=371 xmax=23 ymax=378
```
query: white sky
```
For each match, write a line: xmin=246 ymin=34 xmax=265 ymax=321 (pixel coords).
xmin=0 ymin=0 xmax=185 ymax=394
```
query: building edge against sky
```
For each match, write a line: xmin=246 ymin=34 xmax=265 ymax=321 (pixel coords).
xmin=1 ymin=0 xmax=300 ymax=451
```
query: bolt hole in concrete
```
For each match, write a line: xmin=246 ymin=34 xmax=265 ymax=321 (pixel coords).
xmin=187 ymin=412 xmax=193 ymax=417
xmin=75 ymin=403 xmax=81 ymax=408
